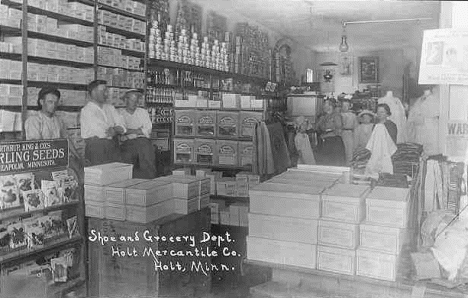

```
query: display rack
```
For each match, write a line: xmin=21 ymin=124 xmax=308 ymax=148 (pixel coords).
xmin=0 ymin=139 xmax=86 ymax=298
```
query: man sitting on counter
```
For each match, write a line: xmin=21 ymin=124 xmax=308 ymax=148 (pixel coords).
xmin=119 ymin=89 xmax=157 ymax=179
xmin=80 ymin=80 xmax=126 ymax=166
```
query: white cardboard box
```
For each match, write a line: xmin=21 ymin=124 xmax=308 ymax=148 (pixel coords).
xmin=126 ymin=180 xmax=173 ymax=206
xmin=366 ymin=195 xmax=409 ymax=228
xmin=249 ymin=213 xmax=318 ymax=244
xmin=105 ymin=202 xmax=126 ymax=221
xmin=360 ymin=222 xmax=409 ymax=254
xmin=126 ymin=199 xmax=173 ymax=223
xmin=321 ymin=184 xmax=370 ymax=224
xmin=104 ymin=179 xmax=148 ymax=204
xmin=250 ymin=183 xmax=322 ymax=219
xmin=84 ymin=162 xmax=133 ymax=185
xmin=317 ymin=245 xmax=356 ymax=275
xmin=84 ymin=185 xmax=105 ymax=202
xmin=318 ymin=219 xmax=359 ymax=249
xmin=356 ymin=248 xmax=400 ymax=281
xmin=247 ymin=236 xmax=317 ymax=269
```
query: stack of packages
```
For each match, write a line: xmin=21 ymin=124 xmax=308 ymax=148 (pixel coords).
xmin=392 ymin=143 xmax=424 ymax=178
xmin=246 ymin=166 xmax=343 ymax=269
xmin=357 ymin=186 xmax=412 ymax=281
xmin=317 ymin=184 xmax=371 ymax=276
xmin=84 ymin=163 xmax=210 ymax=223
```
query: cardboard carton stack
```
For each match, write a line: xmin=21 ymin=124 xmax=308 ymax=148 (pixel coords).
xmin=317 ymin=183 xmax=370 ymax=276
xmin=84 ymin=164 xmax=211 ymax=223
xmin=356 ymin=186 xmax=412 ymax=281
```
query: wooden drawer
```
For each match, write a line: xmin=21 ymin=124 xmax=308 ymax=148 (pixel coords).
xmin=318 ymin=219 xmax=359 ymax=249
xmin=249 ymin=213 xmax=318 ymax=244
xmin=317 ymin=245 xmax=356 ymax=275
xmin=247 ymin=236 xmax=317 ymax=269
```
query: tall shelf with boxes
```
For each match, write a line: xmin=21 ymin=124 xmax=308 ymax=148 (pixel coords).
xmin=0 ymin=0 xmax=147 ymax=141
xmin=0 ymin=139 xmax=86 ymax=297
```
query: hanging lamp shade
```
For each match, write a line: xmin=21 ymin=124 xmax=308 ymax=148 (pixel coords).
xmin=339 ymin=35 xmax=349 ymax=52
xmin=320 ymin=61 xmax=338 ymax=66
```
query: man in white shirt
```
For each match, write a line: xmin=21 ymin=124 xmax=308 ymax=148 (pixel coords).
xmin=80 ymin=80 xmax=126 ymax=166
xmin=120 ymin=89 xmax=156 ymax=178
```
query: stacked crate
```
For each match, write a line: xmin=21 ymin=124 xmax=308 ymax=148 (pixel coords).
xmin=247 ymin=169 xmax=340 ymax=270
xmin=356 ymin=186 xmax=412 ymax=281
xmin=317 ymin=184 xmax=370 ymax=276
xmin=84 ymin=162 xmax=134 ymax=219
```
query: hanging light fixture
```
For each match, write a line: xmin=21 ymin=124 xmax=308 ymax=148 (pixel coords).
xmin=339 ymin=22 xmax=349 ymax=52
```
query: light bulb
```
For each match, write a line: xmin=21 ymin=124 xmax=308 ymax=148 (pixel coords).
xmin=339 ymin=35 xmax=349 ymax=52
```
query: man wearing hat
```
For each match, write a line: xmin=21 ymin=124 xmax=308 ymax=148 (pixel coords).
xmin=354 ymin=110 xmax=375 ymax=150
xmin=119 ymin=89 xmax=156 ymax=179
xmin=80 ymin=80 xmax=126 ymax=166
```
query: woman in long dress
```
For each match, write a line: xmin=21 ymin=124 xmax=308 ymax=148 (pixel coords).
xmin=316 ymin=98 xmax=346 ymax=166
xmin=341 ymin=100 xmax=358 ymax=166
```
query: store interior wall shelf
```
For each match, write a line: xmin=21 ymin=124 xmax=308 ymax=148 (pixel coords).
xmin=2 ymin=0 xmax=94 ymax=27
xmin=27 ymin=31 xmax=95 ymax=47
xmin=99 ymin=24 xmax=145 ymax=40
xmin=97 ymin=44 xmax=144 ymax=57
xmin=96 ymin=2 xmax=146 ymax=22
xmin=97 ymin=64 xmax=143 ymax=72
xmin=173 ymin=135 xmax=252 ymax=142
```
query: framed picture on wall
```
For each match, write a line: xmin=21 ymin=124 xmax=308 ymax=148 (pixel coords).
xmin=359 ymin=56 xmax=379 ymax=83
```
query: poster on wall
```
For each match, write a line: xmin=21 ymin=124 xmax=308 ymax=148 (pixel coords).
xmin=419 ymin=28 xmax=468 ymax=85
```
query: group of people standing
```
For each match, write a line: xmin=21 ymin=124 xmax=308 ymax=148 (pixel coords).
xmin=24 ymin=80 xmax=157 ymax=179
xmin=312 ymin=96 xmax=399 ymax=170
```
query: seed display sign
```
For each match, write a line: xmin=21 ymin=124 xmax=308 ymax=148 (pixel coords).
xmin=0 ymin=139 xmax=68 ymax=173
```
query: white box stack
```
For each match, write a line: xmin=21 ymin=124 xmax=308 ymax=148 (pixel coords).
xmin=356 ymin=186 xmax=412 ymax=282
xmin=317 ymin=183 xmax=370 ymax=276
xmin=84 ymin=162 xmax=134 ymax=219
xmin=247 ymin=173 xmax=328 ymax=270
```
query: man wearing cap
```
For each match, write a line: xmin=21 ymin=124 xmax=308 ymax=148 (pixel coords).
xmin=119 ymin=89 xmax=156 ymax=178
xmin=25 ymin=87 xmax=83 ymax=180
xmin=80 ymin=80 xmax=126 ymax=166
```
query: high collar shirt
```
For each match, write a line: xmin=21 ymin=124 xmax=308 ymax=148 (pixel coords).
xmin=25 ymin=112 xmax=65 ymax=140
xmin=80 ymin=101 xmax=126 ymax=139
xmin=119 ymin=107 xmax=152 ymax=139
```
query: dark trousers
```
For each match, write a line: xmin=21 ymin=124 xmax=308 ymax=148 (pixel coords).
xmin=121 ymin=138 xmax=157 ymax=179
xmin=84 ymin=138 xmax=121 ymax=166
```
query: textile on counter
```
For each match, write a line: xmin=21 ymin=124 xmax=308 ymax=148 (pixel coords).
xmin=121 ymin=138 xmax=156 ymax=179
xmin=407 ymin=91 xmax=440 ymax=156
xmin=378 ymin=93 xmax=407 ymax=143
xmin=252 ymin=121 xmax=274 ymax=176
xmin=365 ymin=123 xmax=397 ymax=178
xmin=80 ymin=101 xmax=127 ymax=139
xmin=84 ymin=138 xmax=121 ymax=166
xmin=341 ymin=111 xmax=358 ymax=165
xmin=294 ymin=132 xmax=316 ymax=165
xmin=25 ymin=112 xmax=65 ymax=140
xmin=383 ymin=120 xmax=398 ymax=146
xmin=267 ymin=122 xmax=291 ymax=174
xmin=391 ymin=143 xmax=424 ymax=178
xmin=353 ymin=123 xmax=373 ymax=151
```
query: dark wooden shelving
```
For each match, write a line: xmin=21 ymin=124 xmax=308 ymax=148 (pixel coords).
xmin=99 ymin=24 xmax=145 ymax=40
xmin=97 ymin=64 xmax=143 ymax=72
xmin=0 ymin=201 xmax=80 ymax=221
xmin=0 ymin=236 xmax=83 ymax=264
xmin=174 ymin=163 xmax=251 ymax=172
xmin=0 ymin=52 xmax=94 ymax=68
xmin=2 ymin=0 xmax=94 ymax=27
xmin=97 ymin=2 xmax=146 ymax=21
xmin=173 ymin=135 xmax=253 ymax=142
xmin=98 ymin=44 xmax=144 ymax=57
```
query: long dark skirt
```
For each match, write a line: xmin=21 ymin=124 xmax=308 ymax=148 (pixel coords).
xmin=84 ymin=138 xmax=121 ymax=166
xmin=316 ymin=136 xmax=346 ymax=167
xmin=121 ymin=138 xmax=157 ymax=179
